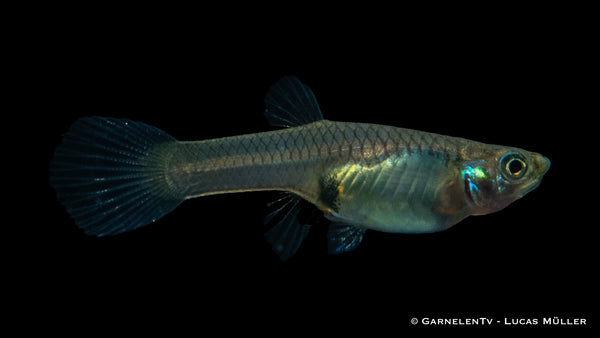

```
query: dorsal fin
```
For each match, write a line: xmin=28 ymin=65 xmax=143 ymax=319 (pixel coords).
xmin=264 ymin=76 xmax=324 ymax=128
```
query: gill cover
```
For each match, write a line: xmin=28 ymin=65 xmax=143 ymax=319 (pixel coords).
xmin=462 ymin=149 xmax=550 ymax=215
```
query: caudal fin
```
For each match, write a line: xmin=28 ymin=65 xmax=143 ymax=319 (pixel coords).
xmin=50 ymin=117 xmax=183 ymax=236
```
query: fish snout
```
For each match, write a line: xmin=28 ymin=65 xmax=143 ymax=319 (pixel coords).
xmin=535 ymin=154 xmax=551 ymax=176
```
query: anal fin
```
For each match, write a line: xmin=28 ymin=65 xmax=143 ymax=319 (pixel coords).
xmin=264 ymin=193 xmax=311 ymax=261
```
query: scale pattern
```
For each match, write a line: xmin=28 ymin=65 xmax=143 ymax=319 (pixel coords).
xmin=163 ymin=120 xmax=470 ymax=204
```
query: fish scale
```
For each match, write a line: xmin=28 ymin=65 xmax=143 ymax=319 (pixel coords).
xmin=50 ymin=76 xmax=549 ymax=259
xmin=161 ymin=119 xmax=475 ymax=235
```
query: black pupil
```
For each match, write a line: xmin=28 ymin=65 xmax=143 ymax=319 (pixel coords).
xmin=508 ymin=159 xmax=523 ymax=174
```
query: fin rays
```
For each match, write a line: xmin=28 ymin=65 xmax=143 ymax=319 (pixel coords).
xmin=264 ymin=76 xmax=324 ymax=128
xmin=50 ymin=117 xmax=183 ymax=236
xmin=51 ymin=77 xmax=369 ymax=260
xmin=261 ymin=76 xmax=328 ymax=260
xmin=264 ymin=193 xmax=311 ymax=261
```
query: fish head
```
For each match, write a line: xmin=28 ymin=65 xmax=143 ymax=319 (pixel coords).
xmin=461 ymin=146 xmax=550 ymax=215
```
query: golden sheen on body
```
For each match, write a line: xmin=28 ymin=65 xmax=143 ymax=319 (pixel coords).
xmin=50 ymin=77 xmax=550 ymax=260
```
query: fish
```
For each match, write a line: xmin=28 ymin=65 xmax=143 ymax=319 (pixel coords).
xmin=50 ymin=76 xmax=550 ymax=260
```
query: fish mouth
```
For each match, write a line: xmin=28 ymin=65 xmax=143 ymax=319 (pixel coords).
xmin=518 ymin=156 xmax=550 ymax=198
xmin=526 ymin=155 xmax=550 ymax=194
xmin=519 ymin=178 xmax=542 ymax=198
xmin=540 ymin=156 xmax=551 ymax=175
xmin=515 ymin=154 xmax=550 ymax=197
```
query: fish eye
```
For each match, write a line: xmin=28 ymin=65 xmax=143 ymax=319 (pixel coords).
xmin=500 ymin=153 xmax=527 ymax=179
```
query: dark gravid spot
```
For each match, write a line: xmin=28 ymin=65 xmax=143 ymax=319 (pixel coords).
xmin=318 ymin=174 xmax=341 ymax=213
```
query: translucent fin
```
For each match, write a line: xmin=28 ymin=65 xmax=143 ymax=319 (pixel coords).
xmin=264 ymin=76 xmax=324 ymax=128
xmin=50 ymin=117 xmax=183 ymax=236
xmin=264 ymin=193 xmax=311 ymax=261
xmin=327 ymin=223 xmax=367 ymax=254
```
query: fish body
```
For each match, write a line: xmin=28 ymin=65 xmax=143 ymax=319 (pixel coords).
xmin=50 ymin=77 xmax=550 ymax=259
xmin=165 ymin=121 xmax=471 ymax=233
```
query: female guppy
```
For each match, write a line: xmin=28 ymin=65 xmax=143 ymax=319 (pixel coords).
xmin=50 ymin=77 xmax=550 ymax=260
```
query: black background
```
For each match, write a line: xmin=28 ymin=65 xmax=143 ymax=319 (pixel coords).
xmin=23 ymin=4 xmax=595 ymax=333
